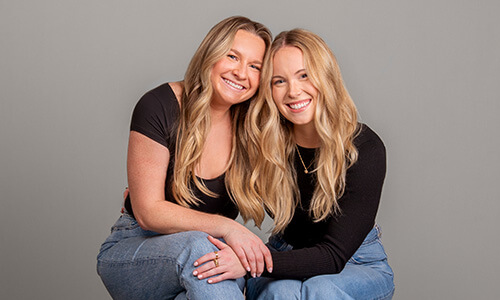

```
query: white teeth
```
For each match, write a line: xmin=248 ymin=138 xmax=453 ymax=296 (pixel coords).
xmin=289 ymin=101 xmax=310 ymax=109
xmin=223 ymin=79 xmax=244 ymax=90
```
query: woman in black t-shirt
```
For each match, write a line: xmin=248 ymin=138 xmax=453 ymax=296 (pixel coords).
xmin=97 ymin=16 xmax=273 ymax=300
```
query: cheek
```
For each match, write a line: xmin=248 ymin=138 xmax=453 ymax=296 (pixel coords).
xmin=272 ymin=88 xmax=282 ymax=104
xmin=249 ymin=72 xmax=261 ymax=88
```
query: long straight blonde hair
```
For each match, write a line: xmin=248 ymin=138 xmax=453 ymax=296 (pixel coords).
xmin=172 ymin=16 xmax=272 ymax=227
xmin=250 ymin=29 xmax=359 ymax=233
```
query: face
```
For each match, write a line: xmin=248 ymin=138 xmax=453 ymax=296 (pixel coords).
xmin=210 ymin=30 xmax=266 ymax=108
xmin=271 ymin=46 xmax=318 ymax=128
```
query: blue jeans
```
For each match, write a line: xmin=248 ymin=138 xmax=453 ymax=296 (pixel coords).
xmin=96 ymin=212 xmax=245 ymax=300
xmin=246 ymin=225 xmax=395 ymax=300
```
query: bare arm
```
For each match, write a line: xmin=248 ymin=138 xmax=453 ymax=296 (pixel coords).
xmin=127 ymin=130 xmax=272 ymax=275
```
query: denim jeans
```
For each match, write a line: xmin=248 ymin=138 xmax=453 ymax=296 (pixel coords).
xmin=96 ymin=212 xmax=245 ymax=300
xmin=246 ymin=225 xmax=395 ymax=300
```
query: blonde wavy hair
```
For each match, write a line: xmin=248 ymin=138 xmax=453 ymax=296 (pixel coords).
xmin=250 ymin=29 xmax=360 ymax=233
xmin=172 ymin=16 xmax=272 ymax=227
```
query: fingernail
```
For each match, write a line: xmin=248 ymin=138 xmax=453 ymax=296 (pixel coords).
xmin=198 ymin=275 xmax=203 ymax=279
xmin=208 ymin=279 xmax=213 ymax=284
xmin=247 ymin=267 xmax=251 ymax=272
xmin=193 ymin=271 xmax=198 ymax=276
xmin=194 ymin=261 xmax=198 ymax=266
xmin=252 ymin=273 xmax=256 ymax=278
xmin=268 ymin=268 xmax=273 ymax=273
xmin=257 ymin=273 xmax=262 ymax=277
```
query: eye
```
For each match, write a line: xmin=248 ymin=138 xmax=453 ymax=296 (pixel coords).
xmin=300 ymin=73 xmax=308 ymax=79
xmin=250 ymin=64 xmax=261 ymax=71
xmin=272 ymin=79 xmax=285 ymax=85
xmin=227 ymin=54 xmax=237 ymax=60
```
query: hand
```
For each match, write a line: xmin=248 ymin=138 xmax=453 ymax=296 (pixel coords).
xmin=221 ymin=223 xmax=273 ymax=277
xmin=123 ymin=187 xmax=129 ymax=200
xmin=193 ymin=236 xmax=247 ymax=284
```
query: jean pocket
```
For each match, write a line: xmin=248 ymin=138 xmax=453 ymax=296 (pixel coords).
xmin=349 ymin=239 xmax=388 ymax=265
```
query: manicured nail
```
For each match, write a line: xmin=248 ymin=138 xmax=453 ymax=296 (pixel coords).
xmin=208 ymin=279 xmax=213 ymax=284
xmin=247 ymin=267 xmax=251 ymax=272
xmin=252 ymin=273 xmax=256 ymax=278
xmin=198 ymin=275 xmax=203 ymax=279
xmin=268 ymin=268 xmax=273 ymax=273
xmin=193 ymin=271 xmax=198 ymax=276
xmin=194 ymin=261 xmax=199 ymax=266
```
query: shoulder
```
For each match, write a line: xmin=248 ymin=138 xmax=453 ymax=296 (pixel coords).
xmin=141 ymin=82 xmax=180 ymax=107
xmin=354 ymin=123 xmax=385 ymax=153
xmin=133 ymin=82 xmax=181 ymax=121
xmin=130 ymin=82 xmax=181 ymax=148
xmin=351 ymin=123 xmax=386 ymax=171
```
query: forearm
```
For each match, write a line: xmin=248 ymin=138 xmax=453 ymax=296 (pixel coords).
xmin=132 ymin=198 xmax=238 ymax=238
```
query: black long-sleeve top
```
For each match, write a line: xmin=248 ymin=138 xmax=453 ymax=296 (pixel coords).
xmin=268 ymin=124 xmax=386 ymax=279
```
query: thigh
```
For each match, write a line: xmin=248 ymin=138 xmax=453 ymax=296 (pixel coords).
xmin=301 ymin=226 xmax=394 ymax=300
xmin=246 ymin=277 xmax=302 ymax=300
xmin=302 ymin=263 xmax=394 ymax=300
xmin=97 ymin=214 xmax=244 ymax=300
xmin=98 ymin=230 xmax=208 ymax=300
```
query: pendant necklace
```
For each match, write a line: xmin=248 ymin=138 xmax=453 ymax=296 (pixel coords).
xmin=295 ymin=144 xmax=314 ymax=174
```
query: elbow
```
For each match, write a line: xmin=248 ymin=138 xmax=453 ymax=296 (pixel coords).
xmin=134 ymin=211 xmax=155 ymax=231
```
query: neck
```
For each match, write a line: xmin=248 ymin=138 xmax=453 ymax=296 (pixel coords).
xmin=293 ymin=124 xmax=320 ymax=148
xmin=209 ymin=103 xmax=232 ymax=124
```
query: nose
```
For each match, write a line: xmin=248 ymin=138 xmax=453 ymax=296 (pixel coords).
xmin=232 ymin=63 xmax=248 ymax=79
xmin=288 ymin=80 xmax=302 ymax=98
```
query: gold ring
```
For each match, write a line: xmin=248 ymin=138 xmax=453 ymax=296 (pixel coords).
xmin=213 ymin=251 xmax=219 ymax=267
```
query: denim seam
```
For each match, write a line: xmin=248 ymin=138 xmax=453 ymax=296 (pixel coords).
xmin=176 ymin=261 xmax=187 ymax=292
xmin=111 ymin=222 xmax=139 ymax=231
xmin=97 ymin=257 xmax=177 ymax=267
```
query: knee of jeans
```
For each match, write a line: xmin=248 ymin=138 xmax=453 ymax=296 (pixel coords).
xmin=179 ymin=231 xmax=217 ymax=258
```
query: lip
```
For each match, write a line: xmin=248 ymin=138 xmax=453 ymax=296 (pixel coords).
xmin=222 ymin=77 xmax=246 ymax=91
xmin=286 ymin=99 xmax=311 ymax=112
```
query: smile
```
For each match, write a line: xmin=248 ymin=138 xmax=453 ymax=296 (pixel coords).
xmin=223 ymin=78 xmax=245 ymax=90
xmin=287 ymin=99 xmax=311 ymax=110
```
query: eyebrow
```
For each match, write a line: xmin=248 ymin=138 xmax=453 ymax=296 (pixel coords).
xmin=271 ymin=69 xmax=307 ymax=80
xmin=229 ymin=48 xmax=263 ymax=65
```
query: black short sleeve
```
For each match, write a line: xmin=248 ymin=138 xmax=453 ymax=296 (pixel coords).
xmin=130 ymin=83 xmax=179 ymax=149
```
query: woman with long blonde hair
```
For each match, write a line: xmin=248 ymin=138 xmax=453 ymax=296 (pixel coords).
xmin=248 ymin=28 xmax=395 ymax=299
xmin=195 ymin=28 xmax=395 ymax=299
xmin=97 ymin=16 xmax=273 ymax=299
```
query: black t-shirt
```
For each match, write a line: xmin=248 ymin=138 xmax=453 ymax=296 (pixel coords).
xmin=124 ymin=83 xmax=239 ymax=220
xmin=268 ymin=124 xmax=386 ymax=279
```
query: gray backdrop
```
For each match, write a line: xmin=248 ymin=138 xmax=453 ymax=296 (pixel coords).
xmin=1 ymin=0 xmax=499 ymax=299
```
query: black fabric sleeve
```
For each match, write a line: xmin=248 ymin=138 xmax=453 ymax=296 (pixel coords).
xmin=130 ymin=83 xmax=179 ymax=149
xmin=267 ymin=126 xmax=387 ymax=279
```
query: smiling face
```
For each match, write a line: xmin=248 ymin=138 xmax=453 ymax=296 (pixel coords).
xmin=210 ymin=30 xmax=266 ymax=109
xmin=271 ymin=46 xmax=318 ymax=129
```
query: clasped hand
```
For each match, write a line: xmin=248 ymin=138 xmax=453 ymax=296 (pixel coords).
xmin=193 ymin=233 xmax=273 ymax=284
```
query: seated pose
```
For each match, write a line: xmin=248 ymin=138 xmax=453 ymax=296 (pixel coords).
xmin=195 ymin=29 xmax=395 ymax=299
xmin=96 ymin=16 xmax=273 ymax=300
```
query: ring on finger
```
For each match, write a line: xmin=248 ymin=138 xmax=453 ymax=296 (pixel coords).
xmin=213 ymin=251 xmax=219 ymax=267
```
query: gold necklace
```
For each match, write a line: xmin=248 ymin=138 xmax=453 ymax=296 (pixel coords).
xmin=295 ymin=144 xmax=314 ymax=174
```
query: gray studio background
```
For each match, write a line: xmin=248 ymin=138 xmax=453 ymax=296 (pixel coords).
xmin=1 ymin=0 xmax=499 ymax=299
